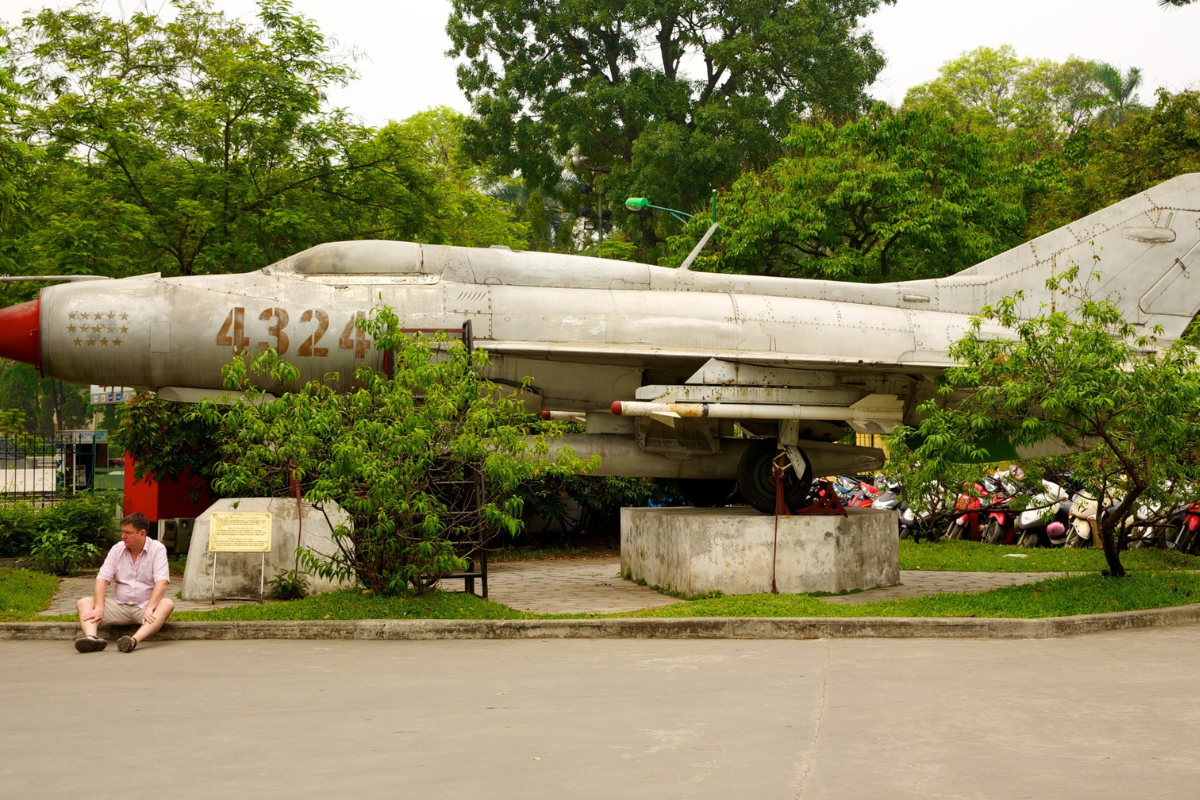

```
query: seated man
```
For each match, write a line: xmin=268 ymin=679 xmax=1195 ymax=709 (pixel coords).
xmin=75 ymin=512 xmax=175 ymax=653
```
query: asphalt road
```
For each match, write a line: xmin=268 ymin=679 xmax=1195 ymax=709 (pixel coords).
xmin=4 ymin=627 xmax=1200 ymax=799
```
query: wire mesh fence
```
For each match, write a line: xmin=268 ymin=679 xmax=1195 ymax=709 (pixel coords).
xmin=0 ymin=431 xmax=115 ymax=504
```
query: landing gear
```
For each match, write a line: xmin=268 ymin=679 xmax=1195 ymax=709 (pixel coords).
xmin=736 ymin=439 xmax=813 ymax=515
xmin=676 ymin=478 xmax=738 ymax=508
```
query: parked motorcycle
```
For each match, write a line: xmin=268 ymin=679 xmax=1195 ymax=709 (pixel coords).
xmin=981 ymin=474 xmax=1019 ymax=545
xmin=944 ymin=483 xmax=985 ymax=541
xmin=1013 ymin=480 xmax=1071 ymax=548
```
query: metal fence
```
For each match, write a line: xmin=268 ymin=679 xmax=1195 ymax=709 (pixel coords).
xmin=0 ymin=431 xmax=116 ymax=504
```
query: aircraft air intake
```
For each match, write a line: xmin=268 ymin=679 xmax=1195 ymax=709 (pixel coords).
xmin=0 ymin=298 xmax=41 ymax=369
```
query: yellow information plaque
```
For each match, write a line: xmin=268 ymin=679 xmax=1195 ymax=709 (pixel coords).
xmin=208 ymin=512 xmax=273 ymax=553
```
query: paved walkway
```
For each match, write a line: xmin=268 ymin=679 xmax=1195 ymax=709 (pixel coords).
xmin=447 ymin=558 xmax=680 ymax=615
xmin=39 ymin=576 xmax=259 ymax=616
xmin=40 ymin=559 xmax=1063 ymax=618
xmin=442 ymin=558 xmax=1060 ymax=612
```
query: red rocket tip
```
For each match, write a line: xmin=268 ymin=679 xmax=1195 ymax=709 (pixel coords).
xmin=0 ymin=299 xmax=40 ymax=369
xmin=611 ymin=401 xmax=623 ymax=415
xmin=540 ymin=410 xmax=551 ymax=420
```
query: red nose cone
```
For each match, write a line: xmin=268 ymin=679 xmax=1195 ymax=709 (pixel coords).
xmin=611 ymin=401 xmax=623 ymax=415
xmin=0 ymin=299 xmax=41 ymax=369
xmin=540 ymin=410 xmax=551 ymax=420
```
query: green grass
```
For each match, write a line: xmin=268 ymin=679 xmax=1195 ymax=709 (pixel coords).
xmin=0 ymin=567 xmax=58 ymax=621
xmin=899 ymin=540 xmax=1200 ymax=572
xmin=14 ymin=540 xmax=1200 ymax=624
xmin=170 ymin=589 xmax=528 ymax=622
xmin=619 ymin=571 xmax=1200 ymax=619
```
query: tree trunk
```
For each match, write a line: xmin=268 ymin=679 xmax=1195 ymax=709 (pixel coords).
xmin=1099 ymin=520 xmax=1126 ymax=577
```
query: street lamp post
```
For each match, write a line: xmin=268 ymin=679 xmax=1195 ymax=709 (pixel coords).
xmin=625 ymin=190 xmax=719 ymax=271
xmin=571 ymin=155 xmax=611 ymax=245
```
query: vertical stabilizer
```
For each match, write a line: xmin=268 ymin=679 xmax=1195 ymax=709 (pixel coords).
xmin=899 ymin=173 xmax=1200 ymax=342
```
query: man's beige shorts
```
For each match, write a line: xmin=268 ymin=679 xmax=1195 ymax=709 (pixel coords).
xmin=102 ymin=599 xmax=145 ymax=625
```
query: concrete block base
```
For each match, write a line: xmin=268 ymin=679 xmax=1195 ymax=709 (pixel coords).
xmin=182 ymin=498 xmax=356 ymax=601
xmin=621 ymin=506 xmax=898 ymax=596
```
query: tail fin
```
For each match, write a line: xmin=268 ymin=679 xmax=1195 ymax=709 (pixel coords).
xmin=900 ymin=173 xmax=1200 ymax=342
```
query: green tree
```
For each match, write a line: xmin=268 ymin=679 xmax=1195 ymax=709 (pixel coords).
xmin=893 ymin=272 xmax=1200 ymax=578
xmin=108 ymin=392 xmax=221 ymax=485
xmin=1032 ymin=90 xmax=1200 ymax=235
xmin=199 ymin=311 xmax=592 ymax=595
xmin=3 ymin=1 xmax=525 ymax=280
xmin=904 ymin=46 xmax=1104 ymax=139
xmin=675 ymin=104 xmax=1030 ymax=281
xmin=1092 ymin=62 xmax=1144 ymax=126
xmin=0 ymin=361 xmax=89 ymax=436
xmin=448 ymin=0 xmax=894 ymax=252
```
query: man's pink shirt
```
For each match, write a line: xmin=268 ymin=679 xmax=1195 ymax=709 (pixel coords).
xmin=97 ymin=538 xmax=170 ymax=607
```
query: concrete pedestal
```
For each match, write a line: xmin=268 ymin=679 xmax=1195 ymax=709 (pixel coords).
xmin=620 ymin=506 xmax=898 ymax=596
xmin=182 ymin=498 xmax=356 ymax=601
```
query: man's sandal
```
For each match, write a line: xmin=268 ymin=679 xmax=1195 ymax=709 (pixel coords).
xmin=74 ymin=636 xmax=107 ymax=653
xmin=117 ymin=635 xmax=138 ymax=653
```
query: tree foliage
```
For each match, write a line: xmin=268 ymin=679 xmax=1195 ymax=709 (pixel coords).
xmin=893 ymin=271 xmax=1200 ymax=577
xmin=0 ymin=361 xmax=89 ymax=436
xmin=198 ymin=310 xmax=593 ymax=595
xmin=673 ymin=104 xmax=1030 ymax=281
xmin=109 ymin=392 xmax=221 ymax=484
xmin=1 ymin=0 xmax=525 ymax=282
xmin=449 ymin=0 xmax=895 ymax=251
xmin=904 ymin=46 xmax=1107 ymax=139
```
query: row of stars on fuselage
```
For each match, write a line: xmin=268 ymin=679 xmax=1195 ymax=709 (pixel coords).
xmin=67 ymin=311 xmax=129 ymax=321
xmin=73 ymin=338 xmax=122 ymax=346
xmin=67 ymin=325 xmax=129 ymax=334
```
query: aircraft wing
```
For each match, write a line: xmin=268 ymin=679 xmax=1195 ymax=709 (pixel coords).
xmin=481 ymin=339 xmax=950 ymax=374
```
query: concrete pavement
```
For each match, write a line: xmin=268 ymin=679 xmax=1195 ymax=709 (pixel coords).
xmin=3 ymin=626 xmax=1199 ymax=799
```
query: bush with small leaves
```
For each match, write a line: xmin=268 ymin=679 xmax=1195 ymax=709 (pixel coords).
xmin=30 ymin=530 xmax=101 ymax=576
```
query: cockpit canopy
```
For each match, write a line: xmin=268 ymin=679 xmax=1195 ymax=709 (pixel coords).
xmin=289 ymin=241 xmax=426 ymax=275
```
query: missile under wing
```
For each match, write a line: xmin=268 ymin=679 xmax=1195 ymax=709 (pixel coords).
xmin=3 ymin=173 xmax=1200 ymax=512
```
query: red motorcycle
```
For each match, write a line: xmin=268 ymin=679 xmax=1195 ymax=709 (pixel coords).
xmin=944 ymin=483 xmax=985 ymax=541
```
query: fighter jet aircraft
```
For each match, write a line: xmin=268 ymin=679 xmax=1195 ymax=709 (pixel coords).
xmin=2 ymin=174 xmax=1200 ymax=512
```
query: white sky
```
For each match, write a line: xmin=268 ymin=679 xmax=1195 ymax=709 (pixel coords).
xmin=0 ymin=0 xmax=1198 ymax=126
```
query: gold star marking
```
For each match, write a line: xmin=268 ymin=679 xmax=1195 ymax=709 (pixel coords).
xmin=93 ymin=326 xmax=102 ymax=333
xmin=94 ymin=312 xmax=103 ymax=320
xmin=107 ymin=312 xmax=115 ymax=320
xmin=67 ymin=325 xmax=76 ymax=333
xmin=113 ymin=338 xmax=122 ymax=347
xmin=100 ymin=338 xmax=109 ymax=346
xmin=68 ymin=312 xmax=76 ymax=320
xmin=73 ymin=338 xmax=82 ymax=346
xmin=86 ymin=339 xmax=95 ymax=346
xmin=120 ymin=313 xmax=129 ymax=321
xmin=106 ymin=325 xmax=115 ymax=334
xmin=120 ymin=326 xmax=129 ymax=334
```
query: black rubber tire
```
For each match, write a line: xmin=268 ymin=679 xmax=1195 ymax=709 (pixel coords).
xmin=1015 ymin=530 xmax=1040 ymax=549
xmin=736 ymin=439 xmax=812 ymax=515
xmin=1177 ymin=527 xmax=1197 ymax=555
xmin=983 ymin=519 xmax=1004 ymax=544
xmin=676 ymin=478 xmax=738 ymax=508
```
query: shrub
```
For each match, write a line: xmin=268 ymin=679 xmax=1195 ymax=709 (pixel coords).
xmin=29 ymin=530 xmax=101 ymax=575
xmin=0 ymin=503 xmax=40 ymax=557
xmin=204 ymin=308 xmax=593 ymax=595
xmin=268 ymin=568 xmax=310 ymax=601
xmin=0 ymin=493 xmax=119 ymax=557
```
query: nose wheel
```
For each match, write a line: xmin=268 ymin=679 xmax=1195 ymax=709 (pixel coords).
xmin=736 ymin=439 xmax=812 ymax=515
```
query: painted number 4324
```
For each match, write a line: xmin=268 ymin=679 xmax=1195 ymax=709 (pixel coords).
xmin=215 ymin=307 xmax=370 ymax=358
